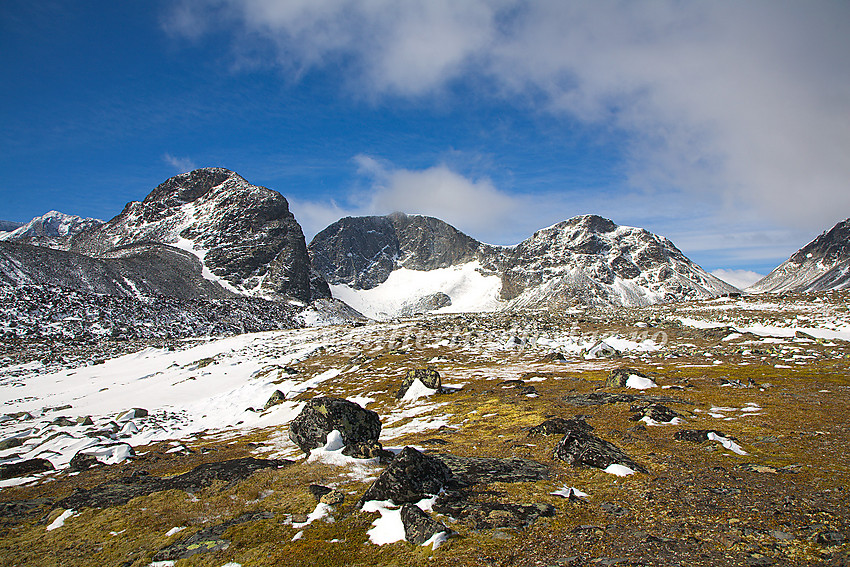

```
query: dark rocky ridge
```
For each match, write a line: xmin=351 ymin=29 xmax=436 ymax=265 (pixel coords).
xmin=0 ymin=241 xmax=232 ymax=301
xmin=309 ymin=212 xmax=480 ymax=290
xmin=750 ymin=217 xmax=850 ymax=292
xmin=72 ymin=168 xmax=330 ymax=303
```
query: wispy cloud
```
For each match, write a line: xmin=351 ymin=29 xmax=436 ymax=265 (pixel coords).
xmin=164 ymin=1 xmax=850 ymax=234
xmin=163 ymin=153 xmax=197 ymax=173
xmin=710 ymin=269 xmax=766 ymax=290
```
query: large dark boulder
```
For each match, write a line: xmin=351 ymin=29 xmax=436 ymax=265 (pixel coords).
xmin=554 ymin=430 xmax=647 ymax=474
xmin=288 ymin=397 xmax=381 ymax=454
xmin=400 ymin=503 xmax=450 ymax=545
xmin=359 ymin=447 xmax=452 ymax=506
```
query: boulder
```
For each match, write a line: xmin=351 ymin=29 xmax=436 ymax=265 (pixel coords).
xmin=540 ymin=352 xmax=566 ymax=363
xmin=528 ymin=417 xmax=592 ymax=437
xmin=432 ymin=493 xmax=555 ymax=530
xmin=607 ymin=368 xmax=648 ymax=388
xmin=0 ymin=458 xmax=54 ymax=480
xmin=263 ymin=390 xmax=286 ymax=410
xmin=397 ymin=368 xmax=442 ymax=398
xmin=288 ymin=397 xmax=381 ymax=454
xmin=342 ymin=439 xmax=393 ymax=461
xmin=116 ymin=408 xmax=148 ymax=422
xmin=308 ymin=484 xmax=333 ymax=502
xmin=0 ymin=437 xmax=24 ymax=451
xmin=400 ymin=503 xmax=449 ymax=545
xmin=630 ymin=403 xmax=681 ymax=423
xmin=432 ymin=454 xmax=549 ymax=486
xmin=554 ymin=430 xmax=647 ymax=474
xmin=359 ymin=447 xmax=452 ymax=506
xmin=69 ymin=452 xmax=100 ymax=472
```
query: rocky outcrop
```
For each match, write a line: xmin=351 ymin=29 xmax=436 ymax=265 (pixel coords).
xmin=71 ymin=168 xmax=330 ymax=303
xmin=528 ymin=417 xmax=593 ymax=437
xmin=749 ymin=218 xmax=850 ymax=292
xmin=288 ymin=397 xmax=382 ymax=454
xmin=400 ymin=503 xmax=450 ymax=545
xmin=0 ymin=458 xmax=54 ymax=480
xmin=309 ymin=213 xmax=480 ymax=290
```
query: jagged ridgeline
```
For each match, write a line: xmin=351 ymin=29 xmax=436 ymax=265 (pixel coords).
xmin=1 ymin=168 xmax=330 ymax=304
xmin=749 ymin=218 xmax=850 ymax=293
xmin=308 ymin=212 xmax=738 ymax=319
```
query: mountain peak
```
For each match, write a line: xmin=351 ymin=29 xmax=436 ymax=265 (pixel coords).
xmin=0 ymin=210 xmax=102 ymax=250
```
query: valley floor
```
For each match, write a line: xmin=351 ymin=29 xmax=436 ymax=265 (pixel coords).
xmin=1 ymin=292 xmax=849 ymax=566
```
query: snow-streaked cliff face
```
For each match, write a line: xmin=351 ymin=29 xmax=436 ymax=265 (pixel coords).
xmin=749 ymin=218 xmax=850 ymax=293
xmin=70 ymin=168 xmax=329 ymax=303
xmin=311 ymin=213 xmax=738 ymax=318
xmin=0 ymin=211 xmax=102 ymax=250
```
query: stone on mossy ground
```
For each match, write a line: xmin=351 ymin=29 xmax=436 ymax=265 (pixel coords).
xmin=554 ymin=429 xmax=647 ymax=474
xmin=527 ymin=417 xmax=592 ymax=437
xmin=630 ymin=403 xmax=682 ymax=422
xmin=288 ymin=396 xmax=381 ymax=454
xmin=400 ymin=503 xmax=450 ymax=545
xmin=674 ymin=429 xmax=727 ymax=443
xmin=606 ymin=368 xmax=648 ymax=388
xmin=359 ymin=447 xmax=452 ymax=506
xmin=396 ymin=368 xmax=442 ymax=398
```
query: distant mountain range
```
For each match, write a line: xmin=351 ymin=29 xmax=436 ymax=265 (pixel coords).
xmin=2 ymin=167 xmax=846 ymax=322
xmin=748 ymin=218 xmax=850 ymax=293
xmin=309 ymin=212 xmax=739 ymax=318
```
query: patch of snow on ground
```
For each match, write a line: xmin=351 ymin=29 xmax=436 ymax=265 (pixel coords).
xmin=401 ymin=379 xmax=438 ymax=402
xmin=46 ymin=509 xmax=78 ymax=531
xmin=707 ymin=432 xmax=747 ymax=455
xmin=604 ymin=464 xmax=636 ymax=477
xmin=329 ymin=261 xmax=503 ymax=320
xmin=551 ymin=486 xmax=589 ymax=499
xmin=626 ymin=374 xmax=657 ymax=389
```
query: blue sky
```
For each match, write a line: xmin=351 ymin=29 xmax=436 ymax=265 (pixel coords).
xmin=2 ymin=1 xmax=849 ymax=284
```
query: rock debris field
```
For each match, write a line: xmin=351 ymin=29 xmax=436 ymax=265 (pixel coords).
xmin=0 ymin=292 xmax=849 ymax=566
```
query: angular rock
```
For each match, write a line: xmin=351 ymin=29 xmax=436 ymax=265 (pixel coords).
xmin=263 ymin=390 xmax=286 ymax=410
xmin=69 ymin=452 xmax=100 ymax=472
xmin=607 ymin=368 xmax=648 ymax=388
xmin=0 ymin=458 xmax=54 ymax=480
xmin=400 ymin=503 xmax=449 ymax=545
xmin=308 ymin=484 xmax=333 ymax=502
xmin=540 ymin=352 xmax=566 ymax=363
xmin=630 ymin=403 xmax=681 ymax=423
xmin=51 ymin=416 xmax=76 ymax=427
xmin=528 ymin=417 xmax=593 ymax=437
xmin=564 ymin=392 xmax=690 ymax=407
xmin=554 ymin=430 xmax=647 ymax=474
xmin=116 ymin=408 xmax=147 ymax=422
xmin=320 ymin=490 xmax=345 ymax=506
xmin=359 ymin=447 xmax=452 ymax=506
xmin=341 ymin=439 xmax=393 ymax=461
xmin=397 ymin=368 xmax=442 ymax=398
xmin=0 ymin=437 xmax=24 ymax=451
xmin=289 ymin=397 xmax=381 ymax=454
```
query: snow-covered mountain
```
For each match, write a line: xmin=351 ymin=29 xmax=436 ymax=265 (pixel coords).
xmin=309 ymin=213 xmax=738 ymax=318
xmin=71 ymin=168 xmax=330 ymax=303
xmin=0 ymin=211 xmax=102 ymax=250
xmin=748 ymin=218 xmax=850 ymax=293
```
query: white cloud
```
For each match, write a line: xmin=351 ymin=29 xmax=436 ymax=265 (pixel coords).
xmin=164 ymin=1 xmax=850 ymax=234
xmin=163 ymin=153 xmax=197 ymax=172
xmin=710 ymin=269 xmax=766 ymax=290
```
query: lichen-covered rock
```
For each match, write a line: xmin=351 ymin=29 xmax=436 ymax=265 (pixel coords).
xmin=396 ymin=368 xmax=442 ymax=398
xmin=432 ymin=454 xmax=549 ymax=486
xmin=630 ymin=403 xmax=682 ymax=423
xmin=359 ymin=447 xmax=452 ymax=506
xmin=607 ymin=368 xmax=648 ymax=388
xmin=342 ymin=439 xmax=393 ymax=461
xmin=554 ymin=429 xmax=647 ymax=474
xmin=400 ymin=503 xmax=450 ymax=545
xmin=288 ymin=397 xmax=381 ymax=454
xmin=528 ymin=417 xmax=593 ymax=437
xmin=263 ymin=390 xmax=286 ymax=410
xmin=432 ymin=493 xmax=556 ymax=530
xmin=69 ymin=452 xmax=100 ymax=472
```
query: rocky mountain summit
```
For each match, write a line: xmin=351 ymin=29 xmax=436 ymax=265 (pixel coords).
xmin=0 ymin=211 xmax=101 ymax=250
xmin=71 ymin=168 xmax=329 ymax=303
xmin=310 ymin=213 xmax=738 ymax=317
xmin=749 ymin=217 xmax=850 ymax=293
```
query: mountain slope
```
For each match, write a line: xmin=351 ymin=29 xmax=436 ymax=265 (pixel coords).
xmin=0 ymin=211 xmax=102 ymax=250
xmin=749 ymin=218 xmax=850 ymax=293
xmin=0 ymin=220 xmax=24 ymax=233
xmin=309 ymin=213 xmax=737 ymax=318
xmin=0 ymin=241 xmax=234 ymax=300
xmin=71 ymin=168 xmax=330 ymax=303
